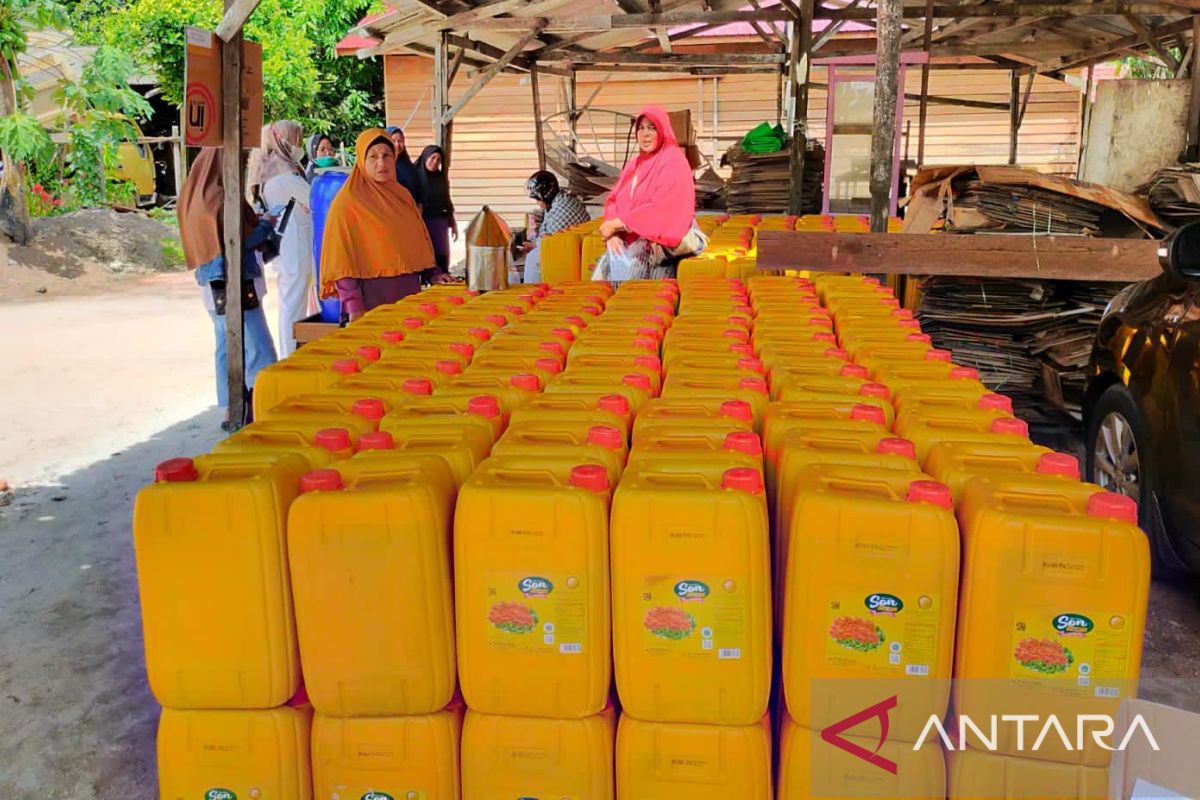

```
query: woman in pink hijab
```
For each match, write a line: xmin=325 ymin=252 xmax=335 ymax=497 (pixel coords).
xmin=596 ymin=104 xmax=706 ymax=281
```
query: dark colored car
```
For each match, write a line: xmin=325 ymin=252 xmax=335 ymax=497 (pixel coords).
xmin=1085 ymin=223 xmax=1200 ymax=573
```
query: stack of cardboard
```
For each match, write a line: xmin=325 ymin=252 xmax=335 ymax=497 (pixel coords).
xmin=721 ymin=137 xmax=823 ymax=214
xmin=1136 ymin=163 xmax=1200 ymax=230
xmin=918 ymin=277 xmax=1124 ymax=430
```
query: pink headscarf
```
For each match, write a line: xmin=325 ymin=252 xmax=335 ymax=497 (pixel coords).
xmin=605 ymin=105 xmax=695 ymax=249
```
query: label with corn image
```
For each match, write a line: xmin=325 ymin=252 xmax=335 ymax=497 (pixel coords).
xmin=824 ymin=590 xmax=939 ymax=676
xmin=641 ymin=577 xmax=746 ymax=660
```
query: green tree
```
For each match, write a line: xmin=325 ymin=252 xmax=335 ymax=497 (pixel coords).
xmin=0 ymin=0 xmax=69 ymax=243
xmin=100 ymin=0 xmax=382 ymax=141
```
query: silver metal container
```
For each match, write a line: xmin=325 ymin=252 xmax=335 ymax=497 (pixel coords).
xmin=465 ymin=205 xmax=512 ymax=292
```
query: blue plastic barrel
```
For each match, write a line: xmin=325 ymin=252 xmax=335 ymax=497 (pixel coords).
xmin=310 ymin=169 xmax=350 ymax=322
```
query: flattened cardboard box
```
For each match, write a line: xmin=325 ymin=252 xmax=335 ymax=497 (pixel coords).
xmin=1109 ymin=699 xmax=1200 ymax=799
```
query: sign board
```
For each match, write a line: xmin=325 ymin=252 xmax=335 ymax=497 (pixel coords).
xmin=184 ymin=27 xmax=263 ymax=148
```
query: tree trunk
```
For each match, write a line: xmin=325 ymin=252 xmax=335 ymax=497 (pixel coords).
xmin=0 ymin=56 xmax=32 ymax=246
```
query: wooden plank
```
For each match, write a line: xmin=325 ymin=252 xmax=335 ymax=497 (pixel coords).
xmin=821 ymin=2 xmax=1188 ymax=18
xmin=1035 ymin=16 xmax=1195 ymax=72
xmin=755 ymin=231 xmax=1162 ymax=281
xmin=434 ymin=0 xmax=544 ymax=29
xmin=559 ymin=50 xmax=786 ymax=64
xmin=871 ymin=0 xmax=902 ymax=232
xmin=215 ymin=0 xmax=260 ymax=42
xmin=1009 ymin=70 xmax=1019 ymax=164
xmin=1191 ymin=16 xmax=1200 ymax=157
xmin=917 ymin=0 xmax=934 ymax=164
xmin=434 ymin=31 xmax=448 ymax=146
xmin=221 ymin=6 xmax=246 ymax=429
xmin=1123 ymin=13 xmax=1182 ymax=72
xmin=443 ymin=26 xmax=543 ymax=122
xmin=459 ymin=8 xmax=789 ymax=31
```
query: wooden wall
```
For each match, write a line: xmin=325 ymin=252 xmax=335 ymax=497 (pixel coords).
xmin=383 ymin=53 xmax=1082 ymax=229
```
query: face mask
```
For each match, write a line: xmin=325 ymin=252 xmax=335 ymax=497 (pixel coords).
xmin=284 ymin=141 xmax=305 ymax=162
xmin=315 ymin=156 xmax=338 ymax=169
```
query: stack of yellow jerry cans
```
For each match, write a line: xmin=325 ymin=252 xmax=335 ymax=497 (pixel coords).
xmin=134 ymin=262 xmax=1150 ymax=799
xmin=614 ymin=275 xmax=774 ymax=798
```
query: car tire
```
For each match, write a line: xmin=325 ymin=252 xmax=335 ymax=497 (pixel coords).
xmin=1085 ymin=383 xmax=1175 ymax=575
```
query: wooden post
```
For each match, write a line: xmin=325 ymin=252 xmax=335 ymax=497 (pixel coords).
xmin=221 ymin=7 xmax=246 ymax=429
xmin=1009 ymin=70 xmax=1019 ymax=164
xmin=1190 ymin=16 xmax=1200 ymax=159
xmin=869 ymin=0 xmax=901 ymax=232
xmin=786 ymin=0 xmax=813 ymax=215
xmin=1077 ymin=61 xmax=1096 ymax=176
xmin=433 ymin=30 xmax=449 ymax=149
xmin=916 ymin=0 xmax=934 ymax=166
xmin=531 ymin=63 xmax=547 ymax=170
xmin=172 ymin=125 xmax=185 ymax=199
xmin=567 ymin=68 xmax=578 ymax=156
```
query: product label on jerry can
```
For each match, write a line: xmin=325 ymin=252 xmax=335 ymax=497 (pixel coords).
xmin=641 ymin=577 xmax=746 ymax=660
xmin=1010 ymin=608 xmax=1132 ymax=697
xmin=485 ymin=573 xmax=586 ymax=655
xmin=824 ymin=590 xmax=939 ymax=676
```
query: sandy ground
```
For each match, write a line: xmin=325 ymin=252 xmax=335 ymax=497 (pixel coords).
xmin=0 ymin=271 xmax=1197 ymax=797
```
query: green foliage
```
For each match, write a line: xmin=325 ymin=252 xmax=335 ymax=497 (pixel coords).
xmin=0 ymin=110 xmax=54 ymax=163
xmin=99 ymin=0 xmax=383 ymax=140
xmin=1119 ymin=50 xmax=1182 ymax=80
xmin=160 ymin=233 xmax=186 ymax=268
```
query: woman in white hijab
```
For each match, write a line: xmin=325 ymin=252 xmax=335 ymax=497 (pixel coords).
xmin=247 ymin=120 xmax=313 ymax=357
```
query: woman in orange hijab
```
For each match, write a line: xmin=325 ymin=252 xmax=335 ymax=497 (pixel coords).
xmin=319 ymin=128 xmax=451 ymax=320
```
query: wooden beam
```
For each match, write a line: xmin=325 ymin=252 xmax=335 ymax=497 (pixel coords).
xmin=216 ymin=0 xmax=260 ymax=42
xmin=632 ymin=21 xmax=722 ymax=51
xmin=221 ymin=2 xmax=246 ymax=429
xmin=443 ymin=34 xmax=569 ymax=76
xmin=870 ymin=0 xmax=902 ymax=232
xmin=1124 ymin=14 xmax=1182 ymax=72
xmin=443 ymin=25 xmax=543 ymax=122
xmin=755 ymin=231 xmax=1162 ymax=281
xmin=569 ymin=62 xmax=779 ymax=71
xmin=776 ymin=0 xmax=803 ymax=18
xmin=559 ymin=50 xmax=786 ymax=64
xmin=531 ymin=63 xmax=547 ymax=170
xmin=1189 ymin=16 xmax=1200 ymax=157
xmin=821 ymin=2 xmax=1189 ymax=19
xmin=456 ymin=8 xmax=788 ymax=31
xmin=747 ymin=0 xmax=786 ymax=46
xmin=1009 ymin=70 xmax=1020 ymax=164
xmin=567 ymin=68 xmax=578 ymax=155
xmin=917 ymin=0 xmax=933 ymax=165
xmin=433 ymin=31 xmax=449 ymax=147
xmin=1077 ymin=60 xmax=1096 ymax=175
xmin=1017 ymin=68 xmax=1034 ymax=126
xmin=787 ymin=0 xmax=813 ymax=215
xmin=1035 ymin=15 xmax=1195 ymax=72
xmin=448 ymin=45 xmax=466 ymax=84
xmin=433 ymin=0 xmax=544 ymax=29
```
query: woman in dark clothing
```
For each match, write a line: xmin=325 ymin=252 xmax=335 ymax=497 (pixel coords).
xmin=416 ymin=144 xmax=458 ymax=271
xmin=304 ymin=133 xmax=337 ymax=183
xmin=386 ymin=125 xmax=422 ymax=203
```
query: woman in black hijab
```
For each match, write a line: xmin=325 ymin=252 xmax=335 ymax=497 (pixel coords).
xmin=416 ymin=144 xmax=457 ymax=271
xmin=386 ymin=125 xmax=422 ymax=203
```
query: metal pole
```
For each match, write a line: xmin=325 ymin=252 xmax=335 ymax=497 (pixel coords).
xmin=869 ymin=0 xmax=902 ymax=233
xmin=221 ymin=3 xmax=246 ymax=428
xmin=171 ymin=125 xmax=185 ymax=199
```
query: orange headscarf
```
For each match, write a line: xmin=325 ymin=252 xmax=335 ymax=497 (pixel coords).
xmin=318 ymin=128 xmax=436 ymax=298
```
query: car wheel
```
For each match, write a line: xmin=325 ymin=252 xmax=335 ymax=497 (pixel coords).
xmin=1086 ymin=383 xmax=1174 ymax=573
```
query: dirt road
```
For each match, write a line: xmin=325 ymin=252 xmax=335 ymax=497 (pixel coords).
xmin=0 ymin=273 xmax=277 ymax=798
xmin=0 ymin=276 xmax=1198 ymax=798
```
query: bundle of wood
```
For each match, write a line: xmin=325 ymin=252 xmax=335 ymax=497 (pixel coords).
xmin=722 ymin=139 xmax=823 ymax=214
xmin=917 ymin=278 xmax=1124 ymax=430
xmin=1136 ymin=163 xmax=1200 ymax=230
xmin=904 ymin=165 xmax=1163 ymax=238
